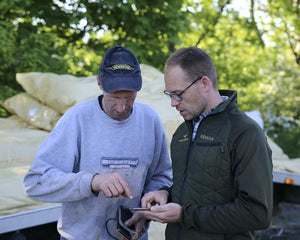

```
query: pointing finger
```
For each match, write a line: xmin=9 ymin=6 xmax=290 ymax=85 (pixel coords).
xmin=117 ymin=175 xmax=133 ymax=199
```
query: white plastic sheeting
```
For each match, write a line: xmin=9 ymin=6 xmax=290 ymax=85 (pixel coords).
xmin=3 ymin=93 xmax=61 ymax=131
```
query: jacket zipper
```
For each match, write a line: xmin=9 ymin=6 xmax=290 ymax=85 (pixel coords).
xmin=198 ymin=142 xmax=227 ymax=240
xmin=176 ymin=139 xmax=194 ymax=240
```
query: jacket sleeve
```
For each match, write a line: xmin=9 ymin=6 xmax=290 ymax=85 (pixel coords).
xmin=23 ymin=110 xmax=95 ymax=203
xmin=181 ymin=126 xmax=273 ymax=233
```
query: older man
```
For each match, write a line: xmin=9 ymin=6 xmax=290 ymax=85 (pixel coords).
xmin=24 ymin=46 xmax=172 ymax=240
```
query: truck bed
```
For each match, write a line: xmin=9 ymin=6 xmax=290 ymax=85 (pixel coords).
xmin=0 ymin=204 xmax=61 ymax=234
xmin=273 ymin=169 xmax=300 ymax=186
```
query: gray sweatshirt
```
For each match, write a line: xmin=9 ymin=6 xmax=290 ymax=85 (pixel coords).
xmin=24 ymin=97 xmax=172 ymax=239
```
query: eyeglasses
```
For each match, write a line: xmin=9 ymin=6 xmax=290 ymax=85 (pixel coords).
xmin=163 ymin=76 xmax=203 ymax=101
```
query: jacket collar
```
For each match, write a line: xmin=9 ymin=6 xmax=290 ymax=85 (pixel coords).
xmin=185 ymin=89 xmax=237 ymax=129
xmin=212 ymin=90 xmax=237 ymax=114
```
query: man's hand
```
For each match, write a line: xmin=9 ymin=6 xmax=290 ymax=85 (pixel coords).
xmin=91 ymin=173 xmax=133 ymax=199
xmin=139 ymin=203 xmax=182 ymax=223
xmin=141 ymin=190 xmax=169 ymax=208
xmin=124 ymin=212 xmax=147 ymax=240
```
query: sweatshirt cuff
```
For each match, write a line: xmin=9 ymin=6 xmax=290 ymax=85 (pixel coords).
xmin=80 ymin=172 xmax=97 ymax=197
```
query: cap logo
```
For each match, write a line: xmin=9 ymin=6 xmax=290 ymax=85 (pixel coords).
xmin=107 ymin=64 xmax=134 ymax=71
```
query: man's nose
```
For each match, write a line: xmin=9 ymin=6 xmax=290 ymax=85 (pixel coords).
xmin=116 ymin=99 xmax=126 ymax=112
xmin=171 ymin=97 xmax=180 ymax=107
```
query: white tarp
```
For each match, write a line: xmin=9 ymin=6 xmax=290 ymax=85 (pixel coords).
xmin=3 ymin=93 xmax=61 ymax=131
xmin=0 ymin=115 xmax=35 ymax=130
xmin=16 ymin=72 xmax=100 ymax=114
xmin=12 ymin=64 xmax=183 ymax=144
xmin=0 ymin=122 xmax=48 ymax=167
xmin=0 ymin=117 xmax=49 ymax=215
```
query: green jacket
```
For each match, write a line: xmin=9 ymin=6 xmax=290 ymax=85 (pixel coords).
xmin=166 ymin=90 xmax=273 ymax=240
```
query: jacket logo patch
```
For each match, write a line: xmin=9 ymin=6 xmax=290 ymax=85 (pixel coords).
xmin=200 ymin=134 xmax=214 ymax=141
xmin=179 ymin=134 xmax=189 ymax=142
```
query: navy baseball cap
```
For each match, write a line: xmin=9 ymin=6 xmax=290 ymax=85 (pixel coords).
xmin=99 ymin=45 xmax=142 ymax=93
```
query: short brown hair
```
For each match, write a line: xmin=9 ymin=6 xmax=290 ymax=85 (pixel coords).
xmin=164 ymin=47 xmax=218 ymax=89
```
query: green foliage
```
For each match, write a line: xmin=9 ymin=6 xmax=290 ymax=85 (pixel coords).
xmin=81 ymin=0 xmax=188 ymax=69
xmin=178 ymin=0 xmax=300 ymax=157
xmin=0 ymin=21 xmax=18 ymax=88
xmin=16 ymin=27 xmax=69 ymax=74
xmin=64 ymin=45 xmax=101 ymax=76
xmin=265 ymin=115 xmax=300 ymax=158
xmin=0 ymin=85 xmax=20 ymax=117
xmin=0 ymin=0 xmax=188 ymax=84
xmin=265 ymin=0 xmax=300 ymax=65
xmin=179 ymin=1 xmax=270 ymax=94
xmin=257 ymin=55 xmax=300 ymax=158
xmin=260 ymin=58 xmax=300 ymax=119
xmin=0 ymin=85 xmax=19 ymax=101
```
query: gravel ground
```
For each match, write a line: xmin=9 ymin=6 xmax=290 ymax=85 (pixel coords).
xmin=256 ymin=202 xmax=300 ymax=240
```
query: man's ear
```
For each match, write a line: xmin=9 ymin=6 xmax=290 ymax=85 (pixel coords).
xmin=96 ymin=76 xmax=103 ymax=90
xmin=201 ymin=76 xmax=213 ymax=91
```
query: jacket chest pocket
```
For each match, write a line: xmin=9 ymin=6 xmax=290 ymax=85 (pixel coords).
xmin=187 ymin=142 xmax=230 ymax=189
xmin=196 ymin=142 xmax=225 ymax=152
xmin=185 ymin=142 xmax=231 ymax=205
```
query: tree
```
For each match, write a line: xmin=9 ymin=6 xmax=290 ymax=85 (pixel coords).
xmin=178 ymin=0 xmax=300 ymax=157
xmin=179 ymin=0 xmax=270 ymax=104
xmin=0 ymin=0 xmax=189 ymax=91
xmin=264 ymin=0 xmax=300 ymax=65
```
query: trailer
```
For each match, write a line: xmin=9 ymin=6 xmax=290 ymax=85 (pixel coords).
xmin=0 ymin=205 xmax=61 ymax=234
xmin=0 ymin=205 xmax=61 ymax=239
xmin=273 ymin=169 xmax=300 ymax=207
xmin=273 ymin=170 xmax=300 ymax=186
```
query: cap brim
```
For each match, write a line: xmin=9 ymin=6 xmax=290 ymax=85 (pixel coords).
xmin=101 ymin=76 xmax=142 ymax=93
